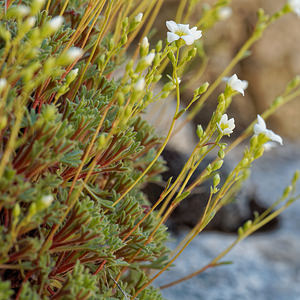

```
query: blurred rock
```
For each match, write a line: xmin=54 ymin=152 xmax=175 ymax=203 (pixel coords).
xmin=154 ymin=0 xmax=300 ymax=139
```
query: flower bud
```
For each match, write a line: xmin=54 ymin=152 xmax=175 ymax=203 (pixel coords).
xmin=197 ymin=82 xmax=209 ymax=95
xmin=57 ymin=47 xmax=83 ymax=65
xmin=0 ymin=78 xmax=7 ymax=92
xmin=13 ymin=204 xmax=21 ymax=219
xmin=140 ymin=37 xmax=149 ymax=57
xmin=66 ymin=68 xmax=79 ymax=84
xmin=97 ymin=134 xmax=107 ymax=150
xmin=155 ymin=40 xmax=163 ymax=52
xmin=218 ymin=7 xmax=232 ymax=20
xmin=212 ymin=160 xmax=223 ymax=171
xmin=134 ymin=78 xmax=145 ymax=91
xmin=213 ymin=174 xmax=220 ymax=187
xmin=44 ymin=16 xmax=64 ymax=35
xmin=41 ymin=195 xmax=54 ymax=208
xmin=135 ymin=13 xmax=143 ymax=23
xmin=196 ymin=124 xmax=204 ymax=138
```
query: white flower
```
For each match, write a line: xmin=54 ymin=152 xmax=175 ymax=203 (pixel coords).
xmin=166 ymin=20 xmax=202 ymax=45
xmin=67 ymin=47 xmax=83 ymax=61
xmin=141 ymin=37 xmax=149 ymax=49
xmin=218 ymin=7 xmax=232 ymax=20
xmin=41 ymin=195 xmax=54 ymax=207
xmin=223 ymin=74 xmax=248 ymax=96
xmin=48 ymin=16 xmax=64 ymax=31
xmin=134 ymin=78 xmax=145 ymax=91
xmin=217 ymin=114 xmax=235 ymax=135
xmin=135 ymin=13 xmax=143 ymax=22
xmin=288 ymin=0 xmax=300 ymax=17
xmin=253 ymin=115 xmax=283 ymax=145
xmin=144 ymin=52 xmax=155 ymax=65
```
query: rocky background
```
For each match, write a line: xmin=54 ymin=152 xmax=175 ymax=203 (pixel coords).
xmin=143 ymin=0 xmax=300 ymax=298
xmin=153 ymin=0 xmax=300 ymax=139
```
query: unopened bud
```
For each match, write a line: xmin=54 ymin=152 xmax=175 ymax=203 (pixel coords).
xmin=13 ymin=204 xmax=21 ymax=218
xmin=218 ymin=7 xmax=232 ymax=20
xmin=41 ymin=195 xmax=54 ymax=208
xmin=135 ymin=13 xmax=143 ymax=23
xmin=213 ymin=174 xmax=220 ymax=187
xmin=134 ymin=78 xmax=145 ymax=91
xmin=0 ymin=78 xmax=7 ymax=92
xmin=196 ymin=124 xmax=204 ymax=138
xmin=47 ymin=16 xmax=64 ymax=32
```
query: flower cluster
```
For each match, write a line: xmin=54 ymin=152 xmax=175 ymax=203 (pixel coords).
xmin=166 ymin=21 xmax=202 ymax=45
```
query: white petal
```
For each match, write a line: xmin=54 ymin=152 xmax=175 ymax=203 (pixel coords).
xmin=241 ymin=80 xmax=248 ymax=90
xmin=181 ymin=34 xmax=195 ymax=45
xmin=256 ymin=115 xmax=266 ymax=130
xmin=167 ymin=32 xmax=180 ymax=43
xmin=166 ymin=20 xmax=178 ymax=33
xmin=228 ymin=118 xmax=235 ymax=130
xmin=191 ymin=29 xmax=202 ymax=40
xmin=267 ymin=130 xmax=283 ymax=145
xmin=220 ymin=114 xmax=228 ymax=123
xmin=177 ymin=24 xmax=190 ymax=34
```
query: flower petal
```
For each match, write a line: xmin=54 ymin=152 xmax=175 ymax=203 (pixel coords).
xmin=166 ymin=20 xmax=178 ymax=33
xmin=181 ymin=34 xmax=195 ymax=45
xmin=177 ymin=24 xmax=190 ymax=34
xmin=167 ymin=32 xmax=180 ymax=43
xmin=267 ymin=130 xmax=283 ymax=145
xmin=257 ymin=115 xmax=266 ymax=130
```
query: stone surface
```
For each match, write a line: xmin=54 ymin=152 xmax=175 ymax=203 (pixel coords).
xmin=154 ymin=143 xmax=300 ymax=300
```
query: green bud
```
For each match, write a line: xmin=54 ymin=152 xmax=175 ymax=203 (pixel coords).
xmin=218 ymin=149 xmax=225 ymax=159
xmin=282 ymin=185 xmax=292 ymax=199
xmin=254 ymin=146 xmax=264 ymax=159
xmin=212 ymin=160 xmax=223 ymax=171
xmin=162 ymin=82 xmax=175 ymax=92
xmin=97 ymin=134 xmax=107 ymax=150
xmin=155 ymin=40 xmax=163 ymax=52
xmin=153 ymin=74 xmax=162 ymax=83
xmin=66 ymin=68 xmax=79 ymax=85
xmin=167 ymin=51 xmax=176 ymax=65
xmin=161 ymin=91 xmax=170 ymax=98
xmin=187 ymin=47 xmax=197 ymax=59
xmin=238 ymin=226 xmax=244 ymax=236
xmin=196 ymin=125 xmax=204 ymax=139
xmin=213 ymin=174 xmax=220 ymax=187
xmin=13 ymin=204 xmax=21 ymax=219
xmin=292 ymin=170 xmax=300 ymax=186
xmin=0 ymin=115 xmax=7 ymax=130
xmin=243 ymin=220 xmax=252 ymax=230
xmin=206 ymin=163 xmax=212 ymax=173
xmin=28 ymin=203 xmax=37 ymax=218
xmin=197 ymin=82 xmax=209 ymax=95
